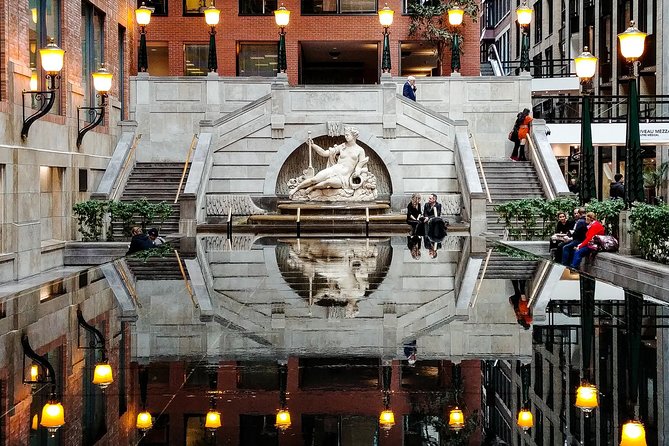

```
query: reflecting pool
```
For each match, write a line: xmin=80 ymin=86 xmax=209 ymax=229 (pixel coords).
xmin=0 ymin=236 xmax=665 ymax=445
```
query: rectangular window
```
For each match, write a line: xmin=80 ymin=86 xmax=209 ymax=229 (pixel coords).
xmin=118 ymin=25 xmax=126 ymax=119
xmin=82 ymin=2 xmax=105 ymax=107
xmin=547 ymin=0 xmax=553 ymax=34
xmin=184 ymin=0 xmax=205 ymax=15
xmin=534 ymin=0 xmax=542 ymax=42
xmin=240 ymin=0 xmax=277 ymax=15
xmin=302 ymin=0 xmax=376 ymax=14
xmin=147 ymin=41 xmax=170 ymax=76
xmin=139 ymin=0 xmax=167 ymax=16
xmin=28 ymin=0 xmax=61 ymax=110
xmin=184 ymin=44 xmax=208 ymax=76
xmin=237 ymin=42 xmax=278 ymax=77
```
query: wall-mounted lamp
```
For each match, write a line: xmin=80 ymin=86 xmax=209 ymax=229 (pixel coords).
xmin=76 ymin=306 xmax=114 ymax=389
xmin=378 ymin=3 xmax=394 ymax=74
xmin=517 ymin=408 xmax=533 ymax=431
xmin=274 ymin=4 xmax=290 ymax=73
xmin=76 ymin=64 xmax=113 ymax=149
xmin=620 ymin=420 xmax=646 ymax=446
xmin=204 ymin=2 xmax=220 ymax=73
xmin=136 ymin=2 xmax=152 ymax=72
xmin=21 ymin=38 xmax=64 ymax=140
xmin=21 ymin=334 xmax=65 ymax=437
xmin=448 ymin=363 xmax=465 ymax=430
xmin=448 ymin=407 xmax=465 ymax=431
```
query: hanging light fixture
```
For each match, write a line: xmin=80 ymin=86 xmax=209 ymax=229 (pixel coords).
xmin=379 ymin=409 xmax=395 ymax=430
xmin=40 ymin=397 xmax=65 ymax=437
xmin=205 ymin=396 xmax=222 ymax=432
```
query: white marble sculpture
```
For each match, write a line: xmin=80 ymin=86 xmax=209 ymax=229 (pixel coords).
xmin=287 ymin=126 xmax=378 ymax=201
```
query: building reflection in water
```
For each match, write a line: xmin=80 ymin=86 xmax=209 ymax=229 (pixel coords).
xmin=0 ymin=237 xmax=666 ymax=445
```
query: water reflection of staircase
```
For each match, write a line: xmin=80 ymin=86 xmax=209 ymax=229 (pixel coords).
xmin=125 ymin=240 xmax=194 ymax=280
xmin=479 ymin=160 xmax=545 ymax=235
xmin=478 ymin=252 xmax=539 ymax=280
xmin=113 ymin=163 xmax=188 ymax=239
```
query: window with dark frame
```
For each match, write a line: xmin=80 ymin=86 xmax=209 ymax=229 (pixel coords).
xmin=301 ymin=0 xmax=376 ymax=14
xmin=534 ymin=0 xmax=542 ymax=43
xmin=28 ymin=0 xmax=61 ymax=112
xmin=81 ymin=2 xmax=105 ymax=109
xmin=184 ymin=44 xmax=209 ymax=76
xmin=184 ymin=0 xmax=206 ymax=15
xmin=237 ymin=42 xmax=278 ymax=77
xmin=239 ymin=0 xmax=277 ymax=15
xmin=138 ymin=0 xmax=167 ymax=16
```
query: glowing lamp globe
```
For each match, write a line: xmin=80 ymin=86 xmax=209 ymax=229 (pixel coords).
xmin=39 ymin=40 xmax=64 ymax=74
xmin=378 ymin=4 xmax=394 ymax=28
xmin=92 ymin=362 xmax=114 ymax=389
xmin=448 ymin=408 xmax=465 ymax=431
xmin=575 ymin=383 xmax=598 ymax=412
xmin=516 ymin=1 xmax=532 ymax=26
xmin=31 ymin=8 xmax=38 ymax=23
xmin=275 ymin=409 xmax=292 ymax=431
xmin=136 ymin=411 xmax=153 ymax=431
xmin=40 ymin=401 xmax=65 ymax=436
xmin=204 ymin=4 xmax=220 ymax=26
xmin=205 ymin=410 xmax=221 ymax=430
xmin=135 ymin=3 xmax=152 ymax=26
xmin=448 ymin=6 xmax=464 ymax=26
xmin=29 ymin=363 xmax=40 ymax=381
xmin=274 ymin=4 xmax=290 ymax=27
xmin=620 ymin=421 xmax=646 ymax=446
xmin=92 ymin=65 xmax=113 ymax=94
xmin=517 ymin=409 xmax=533 ymax=431
xmin=618 ymin=21 xmax=646 ymax=61
xmin=379 ymin=409 xmax=395 ymax=430
xmin=31 ymin=414 xmax=39 ymax=431
xmin=575 ymin=47 xmax=598 ymax=80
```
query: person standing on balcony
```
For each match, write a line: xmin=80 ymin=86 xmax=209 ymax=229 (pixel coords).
xmin=403 ymin=76 xmax=417 ymax=101
xmin=510 ymin=108 xmax=532 ymax=161
xmin=609 ymin=173 xmax=625 ymax=199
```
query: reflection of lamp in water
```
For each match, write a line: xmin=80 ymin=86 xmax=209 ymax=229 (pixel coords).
xmin=517 ymin=362 xmax=533 ymax=431
xmin=620 ymin=421 xmax=646 ymax=446
xmin=379 ymin=362 xmax=395 ymax=431
xmin=136 ymin=367 xmax=153 ymax=431
xmin=77 ymin=307 xmax=114 ymax=389
xmin=576 ymin=276 xmax=598 ymax=414
xmin=21 ymin=334 xmax=66 ymax=436
xmin=205 ymin=397 xmax=222 ymax=432
xmin=449 ymin=362 xmax=465 ymax=431
xmin=275 ymin=360 xmax=292 ymax=431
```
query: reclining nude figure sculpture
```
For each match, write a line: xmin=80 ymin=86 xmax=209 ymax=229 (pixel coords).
xmin=287 ymin=126 xmax=378 ymax=201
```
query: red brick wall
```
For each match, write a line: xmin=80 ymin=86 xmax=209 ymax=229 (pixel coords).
xmin=143 ymin=0 xmax=482 ymax=82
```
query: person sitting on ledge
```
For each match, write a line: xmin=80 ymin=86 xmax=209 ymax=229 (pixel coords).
xmin=406 ymin=193 xmax=424 ymax=236
xmin=126 ymin=226 xmax=153 ymax=255
xmin=550 ymin=211 xmax=574 ymax=262
xmin=569 ymin=212 xmax=605 ymax=269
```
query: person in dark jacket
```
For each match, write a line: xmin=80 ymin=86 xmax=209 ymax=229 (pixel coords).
xmin=403 ymin=76 xmax=416 ymax=101
xmin=126 ymin=226 xmax=153 ymax=255
xmin=550 ymin=211 xmax=574 ymax=262
xmin=406 ymin=193 xmax=424 ymax=235
xmin=561 ymin=209 xmax=587 ymax=266
xmin=609 ymin=173 xmax=625 ymax=199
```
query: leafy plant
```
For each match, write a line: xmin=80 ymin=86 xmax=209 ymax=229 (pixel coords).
xmin=72 ymin=200 xmax=108 ymax=241
xmin=127 ymin=243 xmax=174 ymax=262
xmin=629 ymin=203 xmax=669 ymax=263
xmin=408 ymin=0 xmax=479 ymax=75
xmin=73 ymin=198 xmax=173 ymax=241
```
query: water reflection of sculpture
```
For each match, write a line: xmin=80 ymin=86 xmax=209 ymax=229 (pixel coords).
xmin=288 ymin=126 xmax=378 ymax=201
xmin=279 ymin=240 xmax=388 ymax=318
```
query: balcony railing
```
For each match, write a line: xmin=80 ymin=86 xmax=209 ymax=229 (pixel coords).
xmin=532 ymin=95 xmax=669 ymax=123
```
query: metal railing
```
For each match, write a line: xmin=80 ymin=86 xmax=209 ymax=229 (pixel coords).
xmin=175 ymin=134 xmax=198 ymax=203
xmin=532 ymin=95 xmax=669 ymax=123
xmin=110 ymin=134 xmax=141 ymax=202
xmin=468 ymin=133 xmax=492 ymax=203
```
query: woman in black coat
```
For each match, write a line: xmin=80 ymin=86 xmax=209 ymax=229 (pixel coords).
xmin=406 ymin=193 xmax=424 ymax=236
